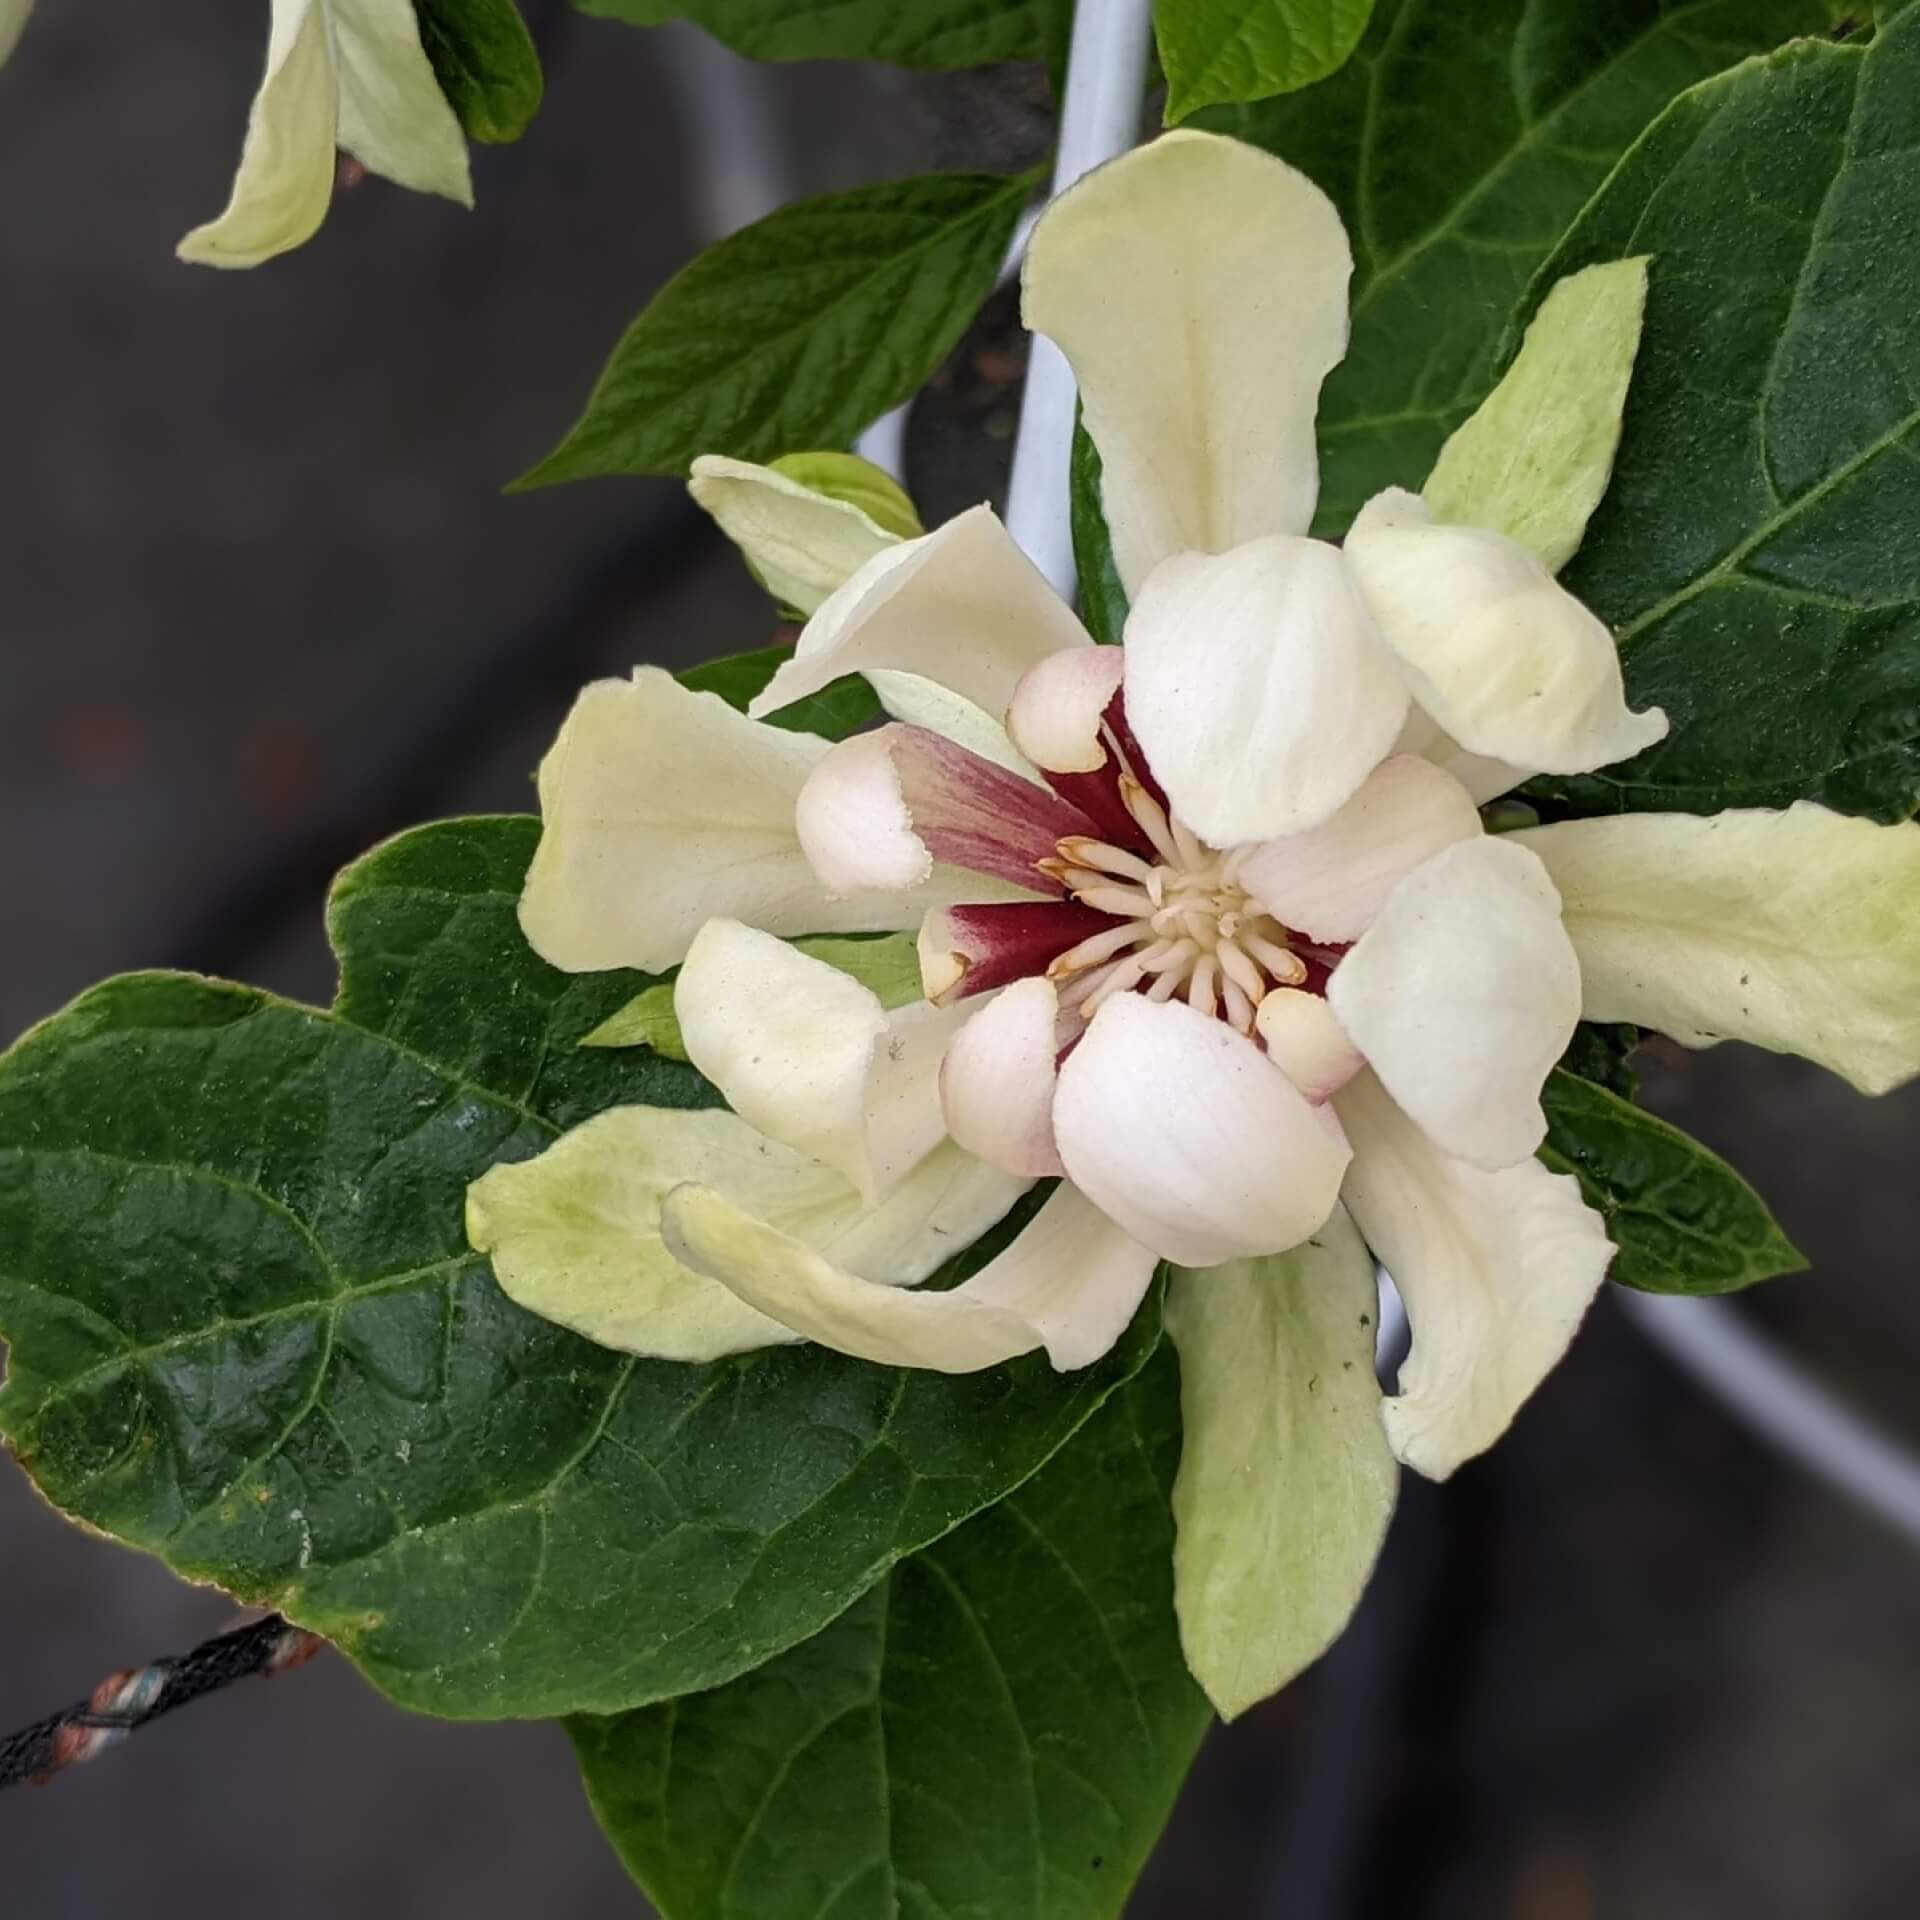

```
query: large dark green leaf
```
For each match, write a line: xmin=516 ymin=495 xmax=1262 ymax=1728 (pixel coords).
xmin=416 ymin=0 xmax=544 ymax=143
xmin=579 ymin=0 xmax=1071 ymax=76
xmin=1518 ymin=17 xmax=1920 ymax=822
xmin=0 ymin=755 xmax=1156 ymax=1720
xmin=517 ymin=171 xmax=1038 ymax=487
xmin=1200 ymin=0 xmax=1840 ymax=533
xmin=1159 ymin=0 xmax=1377 ymax=121
xmin=1541 ymin=1069 xmax=1805 ymax=1295
xmin=570 ymin=1348 xmax=1209 ymax=1920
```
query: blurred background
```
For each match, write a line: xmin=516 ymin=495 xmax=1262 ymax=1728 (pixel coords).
xmin=3 ymin=4 xmax=1917 ymax=1914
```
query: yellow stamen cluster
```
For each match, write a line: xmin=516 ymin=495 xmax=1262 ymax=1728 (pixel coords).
xmin=1039 ymin=775 xmax=1305 ymax=1035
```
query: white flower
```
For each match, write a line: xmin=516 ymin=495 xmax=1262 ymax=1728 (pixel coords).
xmin=179 ymin=0 xmax=471 ymax=269
xmin=473 ymin=130 xmax=1920 ymax=1718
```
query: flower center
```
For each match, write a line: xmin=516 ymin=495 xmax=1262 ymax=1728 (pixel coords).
xmin=1038 ymin=773 xmax=1308 ymax=1037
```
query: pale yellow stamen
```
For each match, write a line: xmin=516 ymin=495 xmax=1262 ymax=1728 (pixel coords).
xmin=1045 ymin=799 xmax=1313 ymax=1031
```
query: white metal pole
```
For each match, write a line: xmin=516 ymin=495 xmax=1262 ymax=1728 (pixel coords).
xmin=1001 ymin=0 xmax=1154 ymax=597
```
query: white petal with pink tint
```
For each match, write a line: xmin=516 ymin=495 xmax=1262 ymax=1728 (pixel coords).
xmin=747 ymin=505 xmax=1090 ymax=723
xmin=1239 ymin=756 xmax=1483 ymax=944
xmin=661 ymin=1179 xmax=1158 ymax=1373
xmin=1253 ymin=989 xmax=1364 ymax=1104
xmin=939 ymin=976 xmax=1066 ymax=1178
xmin=1328 ymin=838 xmax=1580 ymax=1171
xmin=796 ymin=723 xmax=1086 ymax=898
xmin=1123 ymin=538 xmax=1409 ymax=847
xmin=674 ymin=918 xmax=969 ymax=1203
xmin=1052 ymin=994 xmax=1349 ymax=1267
xmin=1006 ymin=646 xmax=1127 ymax=774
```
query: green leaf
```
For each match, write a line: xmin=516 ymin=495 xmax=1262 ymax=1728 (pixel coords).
xmin=1199 ymin=0 xmax=1841 ymax=534
xmin=577 ymin=0 xmax=1070 ymax=75
xmin=1159 ymin=0 xmax=1377 ymax=122
xmin=516 ymin=170 xmax=1038 ymax=487
xmin=1070 ymin=415 xmax=1130 ymax=644
xmin=0 ymin=813 xmax=1157 ymax=1718
xmin=1519 ymin=18 xmax=1920 ymax=822
xmin=1540 ymin=1069 xmax=1805 ymax=1295
xmin=416 ymin=0 xmax=544 ymax=143
xmin=568 ymin=1347 xmax=1210 ymax=1920
xmin=1558 ymin=1020 xmax=1640 ymax=1099
xmin=677 ymin=641 xmax=886 ymax=737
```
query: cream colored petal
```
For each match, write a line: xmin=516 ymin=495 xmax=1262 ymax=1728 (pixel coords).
xmin=1123 ymin=538 xmax=1409 ymax=845
xmin=1166 ymin=1207 xmax=1397 ymax=1720
xmin=748 ymin=505 xmax=1090 ymax=722
xmin=1336 ymin=1071 xmax=1614 ymax=1480
xmin=660 ymin=1180 xmax=1154 ymax=1374
xmin=1390 ymin=702 xmax=1529 ymax=807
xmin=1424 ymin=258 xmax=1649 ymax=573
xmin=1239 ymin=756 xmax=1483 ymax=944
xmin=1515 ymin=803 xmax=1920 ymax=1095
xmin=1344 ymin=488 xmax=1667 ymax=778
xmin=939 ymin=977 xmax=1066 ymax=1178
xmin=1253 ymin=989 xmax=1364 ymax=1104
xmin=1005 ymin=646 xmax=1126 ymax=774
xmin=866 ymin=671 xmax=1044 ymax=782
xmin=1022 ymin=129 xmax=1351 ymax=590
xmin=675 ymin=919 xmax=968 ymax=1202
xmin=1 ymin=0 xmax=34 ymax=65
xmin=689 ymin=455 xmax=901 ymax=617
xmin=466 ymin=1107 xmax=1024 ymax=1363
xmin=1328 ymin=837 xmax=1581 ymax=1171
xmin=519 ymin=669 xmax=994 ymax=974
xmin=180 ymin=0 xmax=470 ymax=269
xmin=178 ymin=0 xmax=338 ymax=268
xmin=329 ymin=0 xmax=471 ymax=205
xmin=1052 ymin=995 xmax=1349 ymax=1268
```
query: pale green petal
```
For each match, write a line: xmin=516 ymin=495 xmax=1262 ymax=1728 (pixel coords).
xmin=1023 ymin=128 xmax=1350 ymax=590
xmin=467 ymin=1107 xmax=1025 ymax=1363
xmin=582 ymin=934 xmax=924 ymax=1055
xmin=179 ymin=0 xmax=470 ymax=271
xmin=660 ymin=1180 xmax=1152 ymax=1374
xmin=1515 ymin=803 xmax=1920 ymax=1095
xmin=178 ymin=0 xmax=338 ymax=268
xmin=521 ymin=668 xmax=995 ymax=975
xmin=1166 ymin=1208 xmax=1397 ymax=1721
xmin=1336 ymin=1070 xmax=1614 ymax=1481
xmin=674 ymin=919 xmax=968 ymax=1202
xmin=689 ymin=455 xmax=904 ymax=617
xmin=1424 ymin=258 xmax=1649 ymax=572
xmin=1 ymin=0 xmax=34 ymax=66
xmin=769 ymin=452 xmax=922 ymax=540
xmin=330 ymin=0 xmax=471 ymax=203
